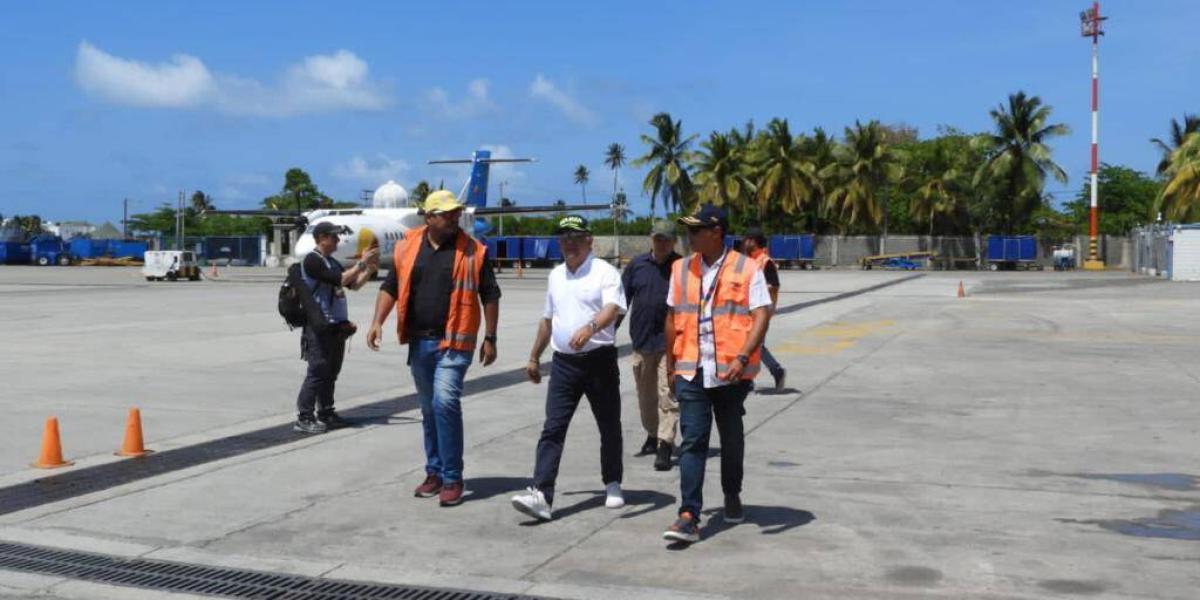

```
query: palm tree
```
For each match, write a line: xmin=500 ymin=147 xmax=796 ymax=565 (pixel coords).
xmin=604 ymin=143 xmax=626 ymax=200
xmin=690 ymin=131 xmax=754 ymax=209
xmin=634 ymin=112 xmax=697 ymax=217
xmin=574 ymin=165 xmax=590 ymax=203
xmin=411 ymin=181 xmax=432 ymax=206
xmin=1151 ymin=114 xmax=1200 ymax=177
xmin=822 ymin=120 xmax=904 ymax=235
xmin=1157 ymin=131 xmax=1200 ymax=222
xmin=971 ymin=91 xmax=1069 ymax=234
xmin=910 ymin=146 xmax=968 ymax=236
xmin=189 ymin=190 xmax=214 ymax=212
xmin=751 ymin=118 xmax=821 ymax=222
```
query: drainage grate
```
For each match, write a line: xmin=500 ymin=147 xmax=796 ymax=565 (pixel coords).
xmin=0 ymin=275 xmax=918 ymax=516
xmin=0 ymin=541 xmax=552 ymax=600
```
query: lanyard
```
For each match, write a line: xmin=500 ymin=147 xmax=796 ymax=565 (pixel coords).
xmin=698 ymin=250 xmax=728 ymax=323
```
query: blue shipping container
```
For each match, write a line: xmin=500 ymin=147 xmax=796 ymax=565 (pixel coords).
xmin=766 ymin=235 xmax=815 ymax=261
xmin=987 ymin=236 xmax=1037 ymax=262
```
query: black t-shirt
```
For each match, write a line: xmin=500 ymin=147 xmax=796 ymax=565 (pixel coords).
xmin=763 ymin=260 xmax=780 ymax=289
xmin=302 ymin=252 xmax=344 ymax=287
xmin=380 ymin=234 xmax=501 ymax=336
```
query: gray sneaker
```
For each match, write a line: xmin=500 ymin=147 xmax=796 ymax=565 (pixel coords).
xmin=511 ymin=487 xmax=553 ymax=521
xmin=293 ymin=416 xmax=327 ymax=434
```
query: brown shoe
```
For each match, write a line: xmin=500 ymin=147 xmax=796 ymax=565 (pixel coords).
xmin=439 ymin=481 xmax=464 ymax=506
xmin=414 ymin=474 xmax=442 ymax=498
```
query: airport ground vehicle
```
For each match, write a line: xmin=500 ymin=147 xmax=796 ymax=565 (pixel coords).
xmin=142 ymin=251 xmax=201 ymax=281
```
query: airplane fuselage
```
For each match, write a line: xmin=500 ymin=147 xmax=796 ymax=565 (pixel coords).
xmin=291 ymin=207 xmax=477 ymax=271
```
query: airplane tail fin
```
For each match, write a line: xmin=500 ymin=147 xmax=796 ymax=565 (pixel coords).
xmin=428 ymin=150 xmax=534 ymax=209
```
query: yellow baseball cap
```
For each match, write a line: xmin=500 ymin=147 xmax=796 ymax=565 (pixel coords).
xmin=423 ymin=190 xmax=465 ymax=214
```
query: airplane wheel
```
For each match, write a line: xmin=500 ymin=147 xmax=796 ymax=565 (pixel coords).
xmin=167 ymin=271 xmax=178 ymax=281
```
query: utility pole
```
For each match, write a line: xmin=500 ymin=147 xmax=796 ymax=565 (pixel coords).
xmin=176 ymin=191 xmax=184 ymax=251
xmin=1081 ymin=2 xmax=1107 ymax=270
xmin=122 ymin=198 xmax=128 ymax=240
xmin=498 ymin=180 xmax=507 ymax=237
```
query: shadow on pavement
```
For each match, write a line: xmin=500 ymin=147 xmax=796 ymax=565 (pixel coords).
xmin=464 ymin=476 xmax=532 ymax=502
xmin=515 ymin=488 xmax=676 ymax=525
xmin=665 ymin=505 xmax=817 ymax=550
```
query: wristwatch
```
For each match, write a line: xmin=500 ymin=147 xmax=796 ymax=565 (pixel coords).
xmin=588 ymin=320 xmax=600 ymax=333
xmin=736 ymin=354 xmax=750 ymax=366
xmin=484 ymin=334 xmax=497 ymax=344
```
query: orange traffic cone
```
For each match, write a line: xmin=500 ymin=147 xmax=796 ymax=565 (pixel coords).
xmin=116 ymin=408 xmax=152 ymax=457
xmin=31 ymin=417 xmax=73 ymax=469
xmin=957 ymin=281 xmax=966 ymax=298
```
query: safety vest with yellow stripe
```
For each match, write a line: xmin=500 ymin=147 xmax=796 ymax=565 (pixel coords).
xmin=670 ymin=250 xmax=761 ymax=381
xmin=392 ymin=226 xmax=485 ymax=351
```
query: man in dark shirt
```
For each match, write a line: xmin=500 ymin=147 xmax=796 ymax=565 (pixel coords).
xmin=295 ymin=221 xmax=378 ymax=434
xmin=367 ymin=190 xmax=500 ymax=507
xmin=742 ymin=229 xmax=786 ymax=390
xmin=621 ymin=220 xmax=682 ymax=471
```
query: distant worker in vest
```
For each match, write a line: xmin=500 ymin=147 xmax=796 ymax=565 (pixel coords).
xmin=741 ymin=227 xmax=786 ymax=390
xmin=662 ymin=204 xmax=773 ymax=544
xmin=511 ymin=215 xmax=628 ymax=521
xmin=620 ymin=220 xmax=682 ymax=471
xmin=295 ymin=222 xmax=379 ymax=434
xmin=366 ymin=190 xmax=501 ymax=507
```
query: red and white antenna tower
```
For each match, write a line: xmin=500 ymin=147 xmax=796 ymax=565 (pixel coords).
xmin=1081 ymin=2 xmax=1108 ymax=270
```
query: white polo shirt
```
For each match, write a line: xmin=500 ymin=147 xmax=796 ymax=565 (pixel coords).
xmin=543 ymin=254 xmax=628 ymax=354
xmin=667 ymin=251 xmax=771 ymax=388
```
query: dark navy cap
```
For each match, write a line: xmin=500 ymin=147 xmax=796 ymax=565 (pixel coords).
xmin=678 ymin=203 xmax=729 ymax=232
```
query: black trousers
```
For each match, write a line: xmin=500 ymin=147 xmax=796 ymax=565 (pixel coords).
xmin=296 ymin=326 xmax=346 ymax=417
xmin=532 ymin=346 xmax=623 ymax=505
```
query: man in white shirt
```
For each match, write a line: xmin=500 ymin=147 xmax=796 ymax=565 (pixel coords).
xmin=512 ymin=216 xmax=628 ymax=522
xmin=662 ymin=204 xmax=772 ymax=544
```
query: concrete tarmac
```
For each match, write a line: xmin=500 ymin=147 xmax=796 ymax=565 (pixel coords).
xmin=0 ymin=265 xmax=1197 ymax=599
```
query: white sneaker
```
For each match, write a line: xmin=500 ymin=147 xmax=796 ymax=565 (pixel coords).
xmin=605 ymin=481 xmax=625 ymax=509
xmin=511 ymin=487 xmax=552 ymax=521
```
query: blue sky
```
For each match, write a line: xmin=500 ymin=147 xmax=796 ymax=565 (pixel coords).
xmin=2 ymin=1 xmax=1197 ymax=224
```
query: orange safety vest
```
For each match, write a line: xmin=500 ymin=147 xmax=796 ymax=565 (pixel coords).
xmin=392 ymin=226 xmax=486 ymax=351
xmin=748 ymin=247 xmax=779 ymax=308
xmin=670 ymin=250 xmax=761 ymax=381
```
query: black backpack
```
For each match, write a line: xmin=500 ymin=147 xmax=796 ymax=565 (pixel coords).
xmin=278 ymin=263 xmax=309 ymax=329
xmin=278 ymin=262 xmax=333 ymax=332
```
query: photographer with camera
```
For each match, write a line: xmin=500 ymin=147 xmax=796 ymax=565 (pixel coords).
xmin=295 ymin=221 xmax=378 ymax=434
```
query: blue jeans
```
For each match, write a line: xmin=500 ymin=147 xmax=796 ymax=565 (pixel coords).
xmin=409 ymin=337 xmax=472 ymax=484
xmin=675 ymin=370 xmax=750 ymax=517
xmin=761 ymin=345 xmax=783 ymax=375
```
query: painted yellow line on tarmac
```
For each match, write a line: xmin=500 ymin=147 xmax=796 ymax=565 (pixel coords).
xmin=773 ymin=320 xmax=896 ymax=356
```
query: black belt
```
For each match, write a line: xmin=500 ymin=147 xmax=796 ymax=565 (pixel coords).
xmin=408 ymin=328 xmax=444 ymax=339
xmin=554 ymin=345 xmax=617 ymax=360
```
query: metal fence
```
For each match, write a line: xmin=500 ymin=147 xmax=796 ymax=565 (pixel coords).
xmin=1131 ymin=225 xmax=1172 ymax=277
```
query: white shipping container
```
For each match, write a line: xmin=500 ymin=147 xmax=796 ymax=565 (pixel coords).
xmin=1169 ymin=227 xmax=1200 ymax=281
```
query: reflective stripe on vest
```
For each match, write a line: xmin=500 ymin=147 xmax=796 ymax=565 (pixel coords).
xmin=670 ymin=250 xmax=760 ymax=381
xmin=393 ymin=226 xmax=486 ymax=352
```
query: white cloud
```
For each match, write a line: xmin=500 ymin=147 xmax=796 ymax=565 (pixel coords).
xmin=75 ymin=41 xmax=216 ymax=108
xmin=74 ymin=41 xmax=390 ymax=117
xmin=424 ymin=78 xmax=497 ymax=119
xmin=333 ymin=154 xmax=411 ymax=184
xmin=529 ymin=74 xmax=597 ymax=127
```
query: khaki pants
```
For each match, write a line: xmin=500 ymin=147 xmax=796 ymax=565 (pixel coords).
xmin=631 ymin=350 xmax=678 ymax=445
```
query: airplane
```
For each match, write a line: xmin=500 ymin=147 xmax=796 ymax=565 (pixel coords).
xmin=211 ymin=150 xmax=605 ymax=271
